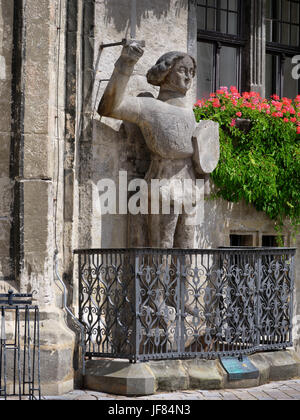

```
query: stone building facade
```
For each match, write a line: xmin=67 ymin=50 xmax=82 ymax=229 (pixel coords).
xmin=0 ymin=0 xmax=299 ymax=394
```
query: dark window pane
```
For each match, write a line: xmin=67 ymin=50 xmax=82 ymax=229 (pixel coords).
xmin=228 ymin=12 xmax=238 ymax=35
xmin=282 ymin=0 xmax=290 ymax=21
xmin=291 ymin=1 xmax=299 ymax=24
xmin=291 ymin=24 xmax=299 ymax=46
xmin=230 ymin=235 xmax=254 ymax=246
xmin=281 ymin=23 xmax=290 ymax=44
xmin=283 ymin=56 xmax=299 ymax=98
xmin=266 ymin=0 xmax=272 ymax=17
xmin=273 ymin=22 xmax=281 ymax=43
xmin=220 ymin=0 xmax=228 ymax=9
xmin=228 ymin=0 xmax=238 ymax=11
xmin=197 ymin=7 xmax=206 ymax=30
xmin=277 ymin=0 xmax=282 ymax=19
xmin=207 ymin=8 xmax=216 ymax=31
xmin=261 ymin=235 xmax=284 ymax=247
xmin=197 ymin=42 xmax=214 ymax=99
xmin=266 ymin=54 xmax=275 ymax=98
xmin=219 ymin=46 xmax=238 ymax=88
xmin=207 ymin=0 xmax=217 ymax=7
xmin=220 ymin=10 xmax=227 ymax=33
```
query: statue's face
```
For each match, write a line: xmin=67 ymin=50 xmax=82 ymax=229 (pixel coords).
xmin=163 ymin=56 xmax=195 ymax=94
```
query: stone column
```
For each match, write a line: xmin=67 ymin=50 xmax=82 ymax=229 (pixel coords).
xmin=0 ymin=0 xmax=14 ymax=286
xmin=10 ymin=0 xmax=75 ymax=395
xmin=187 ymin=0 xmax=197 ymax=104
xmin=249 ymin=0 xmax=265 ymax=97
xmin=78 ymin=0 xmax=94 ymax=249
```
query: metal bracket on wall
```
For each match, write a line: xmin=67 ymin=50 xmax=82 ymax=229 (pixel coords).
xmin=100 ymin=38 xmax=145 ymax=49
xmin=95 ymin=38 xmax=145 ymax=114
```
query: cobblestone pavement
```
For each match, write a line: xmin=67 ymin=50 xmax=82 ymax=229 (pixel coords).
xmin=43 ymin=379 xmax=300 ymax=400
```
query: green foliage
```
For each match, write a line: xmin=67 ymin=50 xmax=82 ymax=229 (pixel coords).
xmin=193 ymin=87 xmax=300 ymax=235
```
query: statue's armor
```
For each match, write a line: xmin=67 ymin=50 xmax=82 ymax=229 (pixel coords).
xmin=138 ymin=98 xmax=196 ymax=159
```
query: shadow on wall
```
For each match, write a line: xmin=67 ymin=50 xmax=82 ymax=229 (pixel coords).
xmin=103 ymin=0 xmax=189 ymax=34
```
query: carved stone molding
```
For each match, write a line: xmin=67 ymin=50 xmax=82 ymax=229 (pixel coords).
xmin=249 ymin=0 xmax=266 ymax=96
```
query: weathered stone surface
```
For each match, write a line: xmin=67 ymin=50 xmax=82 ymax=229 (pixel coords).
xmin=82 ymin=350 xmax=300 ymax=396
xmin=183 ymin=358 xmax=224 ymax=389
xmin=84 ymin=360 xmax=155 ymax=396
xmin=0 ymin=134 xmax=11 ymax=177
xmin=149 ymin=360 xmax=189 ymax=391
xmin=38 ymin=309 xmax=75 ymax=396
xmin=261 ymin=350 xmax=300 ymax=381
xmin=249 ymin=352 xmax=271 ymax=385
xmin=23 ymin=134 xmax=52 ymax=179
xmin=0 ymin=219 xmax=11 ymax=257
xmin=41 ymin=379 xmax=74 ymax=397
xmin=0 ymin=177 xmax=12 ymax=216
xmin=23 ymin=180 xmax=51 ymax=255
xmin=223 ymin=376 xmax=261 ymax=390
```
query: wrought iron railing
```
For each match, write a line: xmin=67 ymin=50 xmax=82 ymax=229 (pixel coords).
xmin=74 ymin=247 xmax=295 ymax=362
xmin=0 ymin=290 xmax=41 ymax=400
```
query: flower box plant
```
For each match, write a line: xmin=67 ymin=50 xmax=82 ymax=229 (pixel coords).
xmin=193 ymin=86 xmax=300 ymax=238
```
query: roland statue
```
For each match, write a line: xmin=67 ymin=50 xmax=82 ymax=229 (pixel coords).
xmin=98 ymin=40 xmax=220 ymax=249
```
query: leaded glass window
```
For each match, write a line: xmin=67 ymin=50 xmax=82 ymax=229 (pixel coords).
xmin=265 ymin=0 xmax=300 ymax=98
xmin=197 ymin=0 xmax=245 ymax=98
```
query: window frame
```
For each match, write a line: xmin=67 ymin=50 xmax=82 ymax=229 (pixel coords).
xmin=197 ymin=0 xmax=247 ymax=94
xmin=265 ymin=0 xmax=300 ymax=97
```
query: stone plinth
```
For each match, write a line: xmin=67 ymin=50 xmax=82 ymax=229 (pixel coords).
xmin=83 ymin=350 xmax=300 ymax=396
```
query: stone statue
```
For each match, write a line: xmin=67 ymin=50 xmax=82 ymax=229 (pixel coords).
xmin=98 ymin=40 xmax=219 ymax=249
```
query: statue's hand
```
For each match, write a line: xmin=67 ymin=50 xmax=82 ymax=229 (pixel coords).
xmin=121 ymin=40 xmax=144 ymax=64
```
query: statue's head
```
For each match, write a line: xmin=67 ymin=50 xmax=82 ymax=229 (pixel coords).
xmin=146 ymin=52 xmax=196 ymax=95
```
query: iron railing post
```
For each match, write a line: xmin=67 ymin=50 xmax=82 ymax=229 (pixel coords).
xmin=134 ymin=251 xmax=140 ymax=362
xmin=256 ymin=251 xmax=262 ymax=350
xmin=179 ymin=253 xmax=186 ymax=356
xmin=289 ymin=251 xmax=295 ymax=346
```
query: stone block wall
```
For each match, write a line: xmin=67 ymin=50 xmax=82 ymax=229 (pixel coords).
xmin=0 ymin=0 xmax=14 ymax=286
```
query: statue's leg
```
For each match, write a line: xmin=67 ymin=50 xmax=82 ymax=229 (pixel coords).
xmin=144 ymin=212 xmax=178 ymax=325
xmin=173 ymin=214 xmax=195 ymax=249
xmin=148 ymin=213 xmax=178 ymax=248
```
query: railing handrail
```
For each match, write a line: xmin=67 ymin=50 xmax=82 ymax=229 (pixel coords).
xmin=74 ymin=246 xmax=297 ymax=254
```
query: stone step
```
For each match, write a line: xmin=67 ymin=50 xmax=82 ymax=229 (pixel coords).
xmin=82 ymin=349 xmax=300 ymax=397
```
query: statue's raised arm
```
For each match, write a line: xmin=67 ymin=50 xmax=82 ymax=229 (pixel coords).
xmin=98 ymin=40 xmax=144 ymax=123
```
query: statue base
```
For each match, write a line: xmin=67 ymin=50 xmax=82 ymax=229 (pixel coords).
xmin=81 ymin=350 xmax=300 ymax=396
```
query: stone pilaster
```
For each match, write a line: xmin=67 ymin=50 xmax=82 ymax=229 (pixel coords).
xmin=187 ymin=0 xmax=197 ymax=104
xmin=0 ymin=0 xmax=14 ymax=285
xmin=9 ymin=0 xmax=75 ymax=395
xmin=249 ymin=0 xmax=266 ymax=97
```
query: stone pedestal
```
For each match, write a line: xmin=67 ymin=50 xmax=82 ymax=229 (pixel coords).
xmin=83 ymin=350 xmax=300 ymax=396
xmin=38 ymin=308 xmax=76 ymax=396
